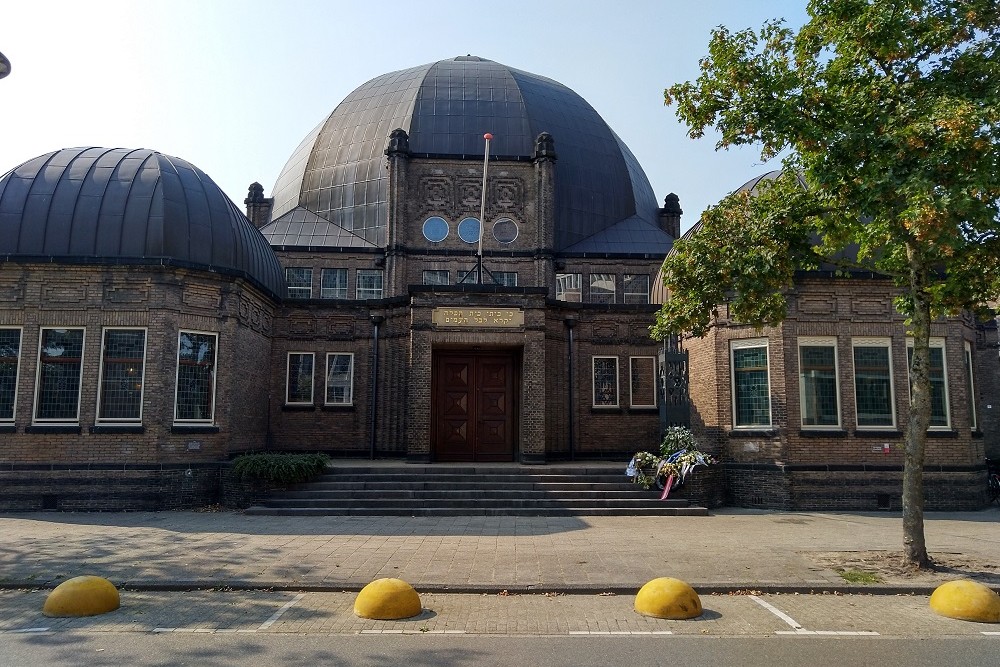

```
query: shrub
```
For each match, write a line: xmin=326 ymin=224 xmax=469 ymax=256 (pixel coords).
xmin=231 ymin=452 xmax=331 ymax=486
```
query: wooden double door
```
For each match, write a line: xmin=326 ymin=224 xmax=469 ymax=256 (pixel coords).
xmin=432 ymin=351 xmax=517 ymax=462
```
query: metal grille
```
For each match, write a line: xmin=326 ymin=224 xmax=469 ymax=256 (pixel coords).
xmin=286 ymin=353 xmax=314 ymax=404
xmin=36 ymin=328 xmax=84 ymax=421
xmin=799 ymin=345 xmax=838 ymax=426
xmin=0 ymin=328 xmax=20 ymax=421
xmin=175 ymin=332 xmax=216 ymax=422
xmin=733 ymin=346 xmax=770 ymax=426
xmin=592 ymin=357 xmax=619 ymax=407
xmin=589 ymin=274 xmax=616 ymax=304
xmin=326 ymin=354 xmax=353 ymax=405
xmin=99 ymin=329 xmax=145 ymax=421
xmin=356 ymin=270 xmax=383 ymax=299
xmin=321 ymin=268 xmax=348 ymax=299
xmin=623 ymin=274 xmax=650 ymax=304
xmin=854 ymin=345 xmax=893 ymax=426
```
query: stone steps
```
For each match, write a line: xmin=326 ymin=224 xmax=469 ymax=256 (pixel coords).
xmin=245 ymin=464 xmax=708 ymax=517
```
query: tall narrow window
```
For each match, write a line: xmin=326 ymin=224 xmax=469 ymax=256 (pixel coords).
xmin=0 ymin=328 xmax=22 ymax=423
xmin=285 ymin=267 xmax=313 ymax=299
xmin=629 ymin=356 xmax=656 ymax=408
xmin=907 ymin=338 xmax=949 ymax=428
xmin=853 ymin=338 xmax=895 ymax=428
xmin=98 ymin=328 xmax=146 ymax=423
xmin=731 ymin=339 xmax=771 ymax=427
xmin=798 ymin=337 xmax=839 ymax=427
xmin=175 ymin=331 xmax=217 ymax=423
xmin=555 ymin=273 xmax=581 ymax=302
xmin=321 ymin=268 xmax=348 ymax=299
xmin=326 ymin=353 xmax=354 ymax=405
xmin=589 ymin=274 xmax=616 ymax=304
xmin=623 ymin=274 xmax=650 ymax=304
xmin=592 ymin=356 xmax=619 ymax=407
xmin=356 ymin=269 xmax=383 ymax=299
xmin=965 ymin=341 xmax=977 ymax=430
xmin=34 ymin=328 xmax=85 ymax=423
xmin=286 ymin=353 xmax=315 ymax=405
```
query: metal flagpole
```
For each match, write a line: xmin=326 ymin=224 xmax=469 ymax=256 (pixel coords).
xmin=476 ymin=132 xmax=492 ymax=284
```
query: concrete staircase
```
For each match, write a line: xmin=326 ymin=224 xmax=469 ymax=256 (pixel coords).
xmin=245 ymin=463 xmax=708 ymax=517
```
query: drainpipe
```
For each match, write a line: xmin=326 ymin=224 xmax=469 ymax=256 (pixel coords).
xmin=369 ymin=314 xmax=385 ymax=460
xmin=565 ymin=316 xmax=578 ymax=460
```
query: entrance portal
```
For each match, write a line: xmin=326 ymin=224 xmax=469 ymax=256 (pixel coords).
xmin=432 ymin=351 xmax=517 ymax=461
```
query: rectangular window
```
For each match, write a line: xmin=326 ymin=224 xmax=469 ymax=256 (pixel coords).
xmin=0 ymin=327 xmax=22 ymax=423
xmin=907 ymin=338 xmax=949 ymax=428
xmin=174 ymin=331 xmax=217 ymax=423
xmin=321 ymin=268 xmax=348 ymax=299
xmin=356 ymin=269 xmax=383 ymax=299
xmin=97 ymin=328 xmax=146 ymax=423
xmin=965 ymin=341 xmax=977 ymax=430
xmin=731 ymin=339 xmax=771 ymax=427
xmin=589 ymin=273 xmax=616 ymax=304
xmin=555 ymin=273 xmax=582 ymax=302
xmin=798 ymin=337 xmax=839 ymax=428
xmin=592 ymin=356 xmax=619 ymax=407
xmin=286 ymin=352 xmax=315 ymax=405
xmin=422 ymin=270 xmax=450 ymax=286
xmin=853 ymin=338 xmax=895 ymax=428
xmin=325 ymin=353 xmax=354 ymax=405
xmin=629 ymin=356 xmax=656 ymax=408
xmin=492 ymin=271 xmax=518 ymax=287
xmin=623 ymin=274 xmax=650 ymax=304
xmin=285 ymin=267 xmax=313 ymax=299
xmin=34 ymin=327 xmax=85 ymax=423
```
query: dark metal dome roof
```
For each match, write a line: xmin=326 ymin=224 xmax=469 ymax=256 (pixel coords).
xmin=0 ymin=147 xmax=285 ymax=299
xmin=271 ymin=56 xmax=662 ymax=251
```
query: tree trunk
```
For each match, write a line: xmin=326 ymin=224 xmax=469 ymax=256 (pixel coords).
xmin=902 ymin=245 xmax=932 ymax=569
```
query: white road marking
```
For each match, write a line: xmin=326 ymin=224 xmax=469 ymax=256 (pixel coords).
xmin=0 ymin=627 xmax=50 ymax=634
xmin=982 ymin=632 xmax=1000 ymax=635
xmin=568 ymin=630 xmax=672 ymax=635
xmin=257 ymin=593 xmax=306 ymax=630
xmin=750 ymin=595 xmax=803 ymax=630
xmin=751 ymin=595 xmax=879 ymax=637
xmin=359 ymin=629 xmax=466 ymax=634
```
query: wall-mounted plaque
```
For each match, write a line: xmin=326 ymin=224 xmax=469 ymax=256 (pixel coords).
xmin=432 ymin=307 xmax=524 ymax=328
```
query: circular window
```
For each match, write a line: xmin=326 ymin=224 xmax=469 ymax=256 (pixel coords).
xmin=422 ymin=216 xmax=449 ymax=243
xmin=457 ymin=217 xmax=481 ymax=244
xmin=492 ymin=217 xmax=518 ymax=244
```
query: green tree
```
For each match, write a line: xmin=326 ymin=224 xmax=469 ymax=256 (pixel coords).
xmin=655 ymin=0 xmax=1000 ymax=568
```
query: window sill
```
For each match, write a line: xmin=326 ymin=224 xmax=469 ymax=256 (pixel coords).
xmin=282 ymin=404 xmax=317 ymax=412
xmin=591 ymin=406 xmax=624 ymax=414
xmin=25 ymin=425 xmax=82 ymax=434
xmin=728 ymin=428 xmax=777 ymax=437
xmin=321 ymin=404 xmax=355 ymax=412
xmin=628 ymin=406 xmax=658 ymax=414
xmin=798 ymin=429 xmax=848 ymax=438
xmin=853 ymin=429 xmax=902 ymax=437
xmin=0 ymin=424 xmax=16 ymax=433
xmin=972 ymin=430 xmax=984 ymax=439
xmin=926 ymin=429 xmax=958 ymax=438
xmin=90 ymin=425 xmax=145 ymax=434
xmin=170 ymin=425 xmax=220 ymax=434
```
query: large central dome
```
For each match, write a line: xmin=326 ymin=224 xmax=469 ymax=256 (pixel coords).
xmin=270 ymin=56 xmax=660 ymax=250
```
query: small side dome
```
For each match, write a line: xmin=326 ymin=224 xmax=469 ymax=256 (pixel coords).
xmin=0 ymin=147 xmax=285 ymax=299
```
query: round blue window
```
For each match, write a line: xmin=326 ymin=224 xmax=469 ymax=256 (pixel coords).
xmin=457 ymin=217 xmax=481 ymax=244
xmin=422 ymin=216 xmax=449 ymax=243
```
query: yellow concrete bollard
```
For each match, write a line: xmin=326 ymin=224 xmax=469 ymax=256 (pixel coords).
xmin=929 ymin=579 xmax=1000 ymax=623
xmin=634 ymin=577 xmax=703 ymax=619
xmin=42 ymin=576 xmax=120 ymax=618
xmin=354 ymin=578 xmax=422 ymax=620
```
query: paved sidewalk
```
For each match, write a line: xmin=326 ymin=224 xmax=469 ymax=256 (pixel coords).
xmin=1 ymin=508 xmax=997 ymax=594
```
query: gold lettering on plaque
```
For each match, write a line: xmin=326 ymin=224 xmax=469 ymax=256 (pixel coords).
xmin=432 ymin=307 xmax=524 ymax=328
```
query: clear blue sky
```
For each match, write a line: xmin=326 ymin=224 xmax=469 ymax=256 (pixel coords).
xmin=0 ymin=0 xmax=808 ymax=233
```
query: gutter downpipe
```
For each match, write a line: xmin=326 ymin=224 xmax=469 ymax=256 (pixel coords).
xmin=369 ymin=314 xmax=385 ymax=460
xmin=565 ymin=316 xmax=578 ymax=461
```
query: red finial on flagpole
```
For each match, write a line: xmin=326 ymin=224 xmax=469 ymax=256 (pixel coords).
xmin=484 ymin=133 xmax=493 ymax=140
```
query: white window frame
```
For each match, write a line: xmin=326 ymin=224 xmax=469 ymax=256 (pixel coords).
xmin=965 ymin=341 xmax=977 ymax=431
xmin=492 ymin=271 xmax=518 ymax=287
xmin=588 ymin=273 xmax=616 ymax=304
xmin=906 ymin=337 xmax=950 ymax=430
xmin=95 ymin=327 xmax=147 ymax=424
xmin=798 ymin=336 xmax=840 ymax=429
xmin=623 ymin=274 xmax=650 ymax=304
xmin=285 ymin=352 xmax=315 ymax=406
xmin=592 ymin=355 xmax=620 ymax=408
xmin=285 ymin=267 xmax=313 ymax=299
xmin=173 ymin=330 xmax=218 ymax=425
xmin=422 ymin=270 xmax=450 ymax=286
xmin=320 ymin=268 xmax=348 ymax=299
xmin=0 ymin=326 xmax=23 ymax=424
xmin=325 ymin=352 xmax=354 ymax=406
xmin=356 ymin=269 xmax=383 ymax=300
xmin=629 ymin=356 xmax=657 ymax=408
xmin=851 ymin=337 xmax=896 ymax=429
xmin=730 ymin=338 xmax=772 ymax=428
xmin=555 ymin=273 xmax=582 ymax=302
xmin=33 ymin=327 xmax=86 ymax=425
